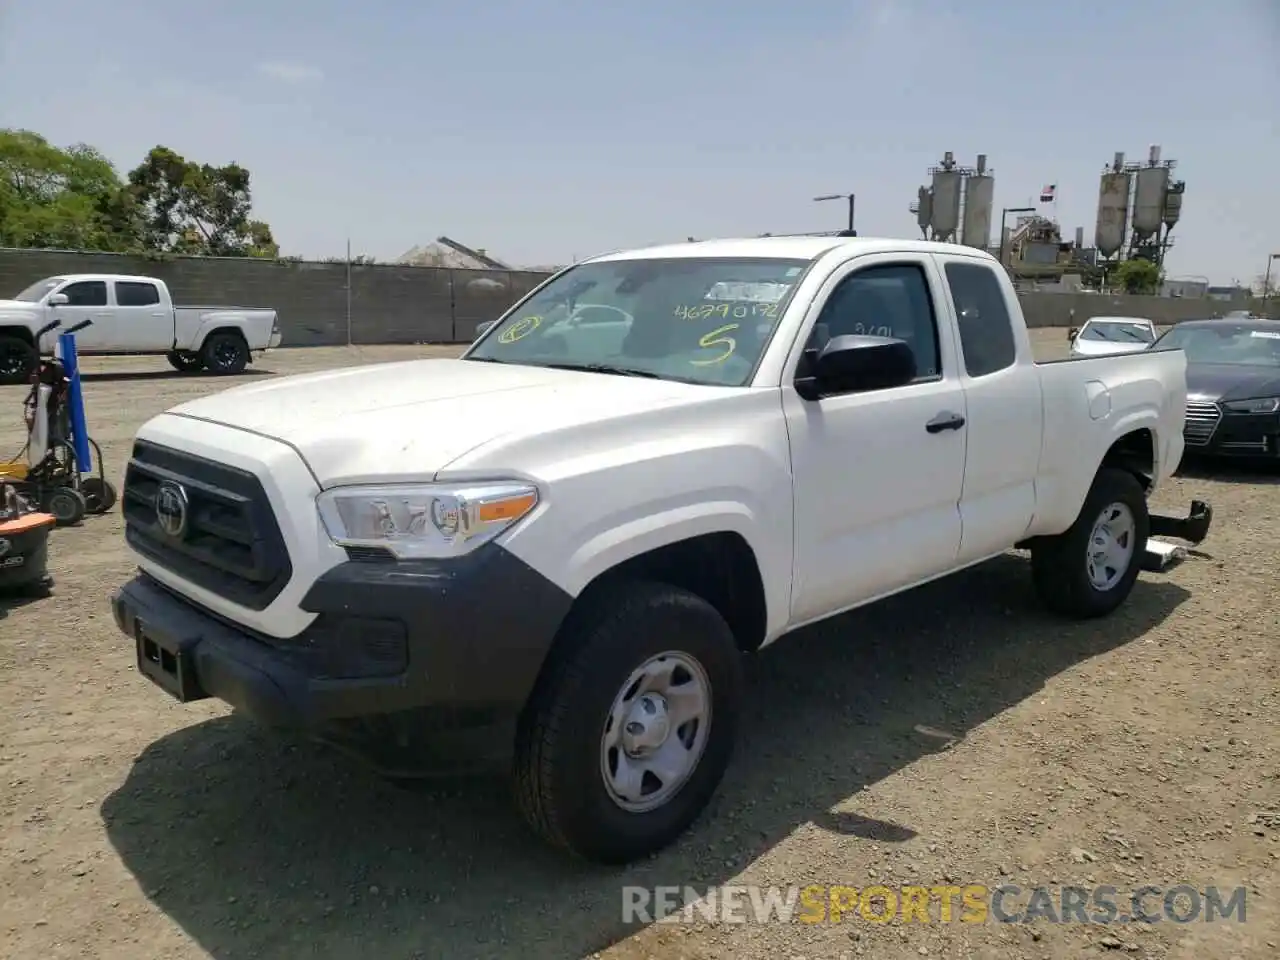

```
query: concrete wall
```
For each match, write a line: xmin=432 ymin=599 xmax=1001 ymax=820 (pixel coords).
xmin=0 ymin=247 xmax=1271 ymax=345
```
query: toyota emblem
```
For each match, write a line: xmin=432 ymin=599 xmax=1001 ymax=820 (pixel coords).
xmin=154 ymin=481 xmax=189 ymax=538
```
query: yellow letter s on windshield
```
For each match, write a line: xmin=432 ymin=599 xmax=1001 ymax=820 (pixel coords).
xmin=690 ymin=323 xmax=738 ymax=365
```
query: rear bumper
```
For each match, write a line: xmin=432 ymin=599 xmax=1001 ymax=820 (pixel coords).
xmin=112 ymin=543 xmax=574 ymax=735
xmin=266 ymin=330 xmax=282 ymax=349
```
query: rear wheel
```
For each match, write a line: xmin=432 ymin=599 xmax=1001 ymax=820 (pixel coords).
xmin=513 ymin=580 xmax=744 ymax=864
xmin=80 ymin=477 xmax=118 ymax=514
xmin=0 ymin=335 xmax=36 ymax=386
xmin=1031 ymin=467 xmax=1149 ymax=618
xmin=166 ymin=350 xmax=204 ymax=373
xmin=199 ymin=332 xmax=249 ymax=375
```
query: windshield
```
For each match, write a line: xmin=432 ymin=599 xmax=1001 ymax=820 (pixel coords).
xmin=465 ymin=256 xmax=811 ymax=385
xmin=1080 ymin=319 xmax=1153 ymax=343
xmin=13 ymin=277 xmax=61 ymax=302
xmin=1154 ymin=324 xmax=1280 ymax=366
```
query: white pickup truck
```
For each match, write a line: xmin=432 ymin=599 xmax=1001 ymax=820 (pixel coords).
xmin=111 ymin=236 xmax=1212 ymax=865
xmin=0 ymin=273 xmax=280 ymax=384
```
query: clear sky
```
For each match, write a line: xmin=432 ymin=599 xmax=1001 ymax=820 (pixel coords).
xmin=2 ymin=0 xmax=1277 ymax=283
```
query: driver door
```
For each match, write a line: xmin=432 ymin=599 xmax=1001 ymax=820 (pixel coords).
xmin=783 ymin=254 xmax=967 ymax=625
xmin=48 ymin=279 xmax=114 ymax=350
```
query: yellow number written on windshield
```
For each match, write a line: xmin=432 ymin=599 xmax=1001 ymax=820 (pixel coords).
xmin=674 ymin=303 xmax=777 ymax=321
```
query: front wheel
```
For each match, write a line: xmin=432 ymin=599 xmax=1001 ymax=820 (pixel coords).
xmin=44 ymin=486 xmax=87 ymax=527
xmin=0 ymin=335 xmax=36 ymax=386
xmin=1031 ymin=467 xmax=1149 ymax=618
xmin=166 ymin=350 xmax=204 ymax=373
xmin=513 ymin=581 xmax=744 ymax=864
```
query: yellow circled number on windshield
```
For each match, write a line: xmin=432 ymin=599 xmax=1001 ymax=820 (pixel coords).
xmin=498 ymin=315 xmax=542 ymax=343
xmin=690 ymin=323 xmax=739 ymax=366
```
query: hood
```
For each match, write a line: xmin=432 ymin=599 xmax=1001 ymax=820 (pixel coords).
xmin=1070 ymin=337 xmax=1151 ymax=357
xmin=159 ymin=358 xmax=717 ymax=486
xmin=0 ymin=299 xmax=40 ymax=315
xmin=1184 ymin=363 xmax=1280 ymax=403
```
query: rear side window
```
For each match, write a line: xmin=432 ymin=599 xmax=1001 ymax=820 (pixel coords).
xmin=944 ymin=262 xmax=1016 ymax=377
xmin=115 ymin=281 xmax=161 ymax=306
xmin=60 ymin=280 xmax=108 ymax=307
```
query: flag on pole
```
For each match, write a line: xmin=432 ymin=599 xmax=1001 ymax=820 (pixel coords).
xmin=1039 ymin=184 xmax=1057 ymax=203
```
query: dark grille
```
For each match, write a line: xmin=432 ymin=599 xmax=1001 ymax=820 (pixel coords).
xmin=123 ymin=440 xmax=292 ymax=610
xmin=1183 ymin=400 xmax=1221 ymax=446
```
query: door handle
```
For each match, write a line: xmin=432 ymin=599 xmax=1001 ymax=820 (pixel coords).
xmin=926 ymin=411 xmax=966 ymax=433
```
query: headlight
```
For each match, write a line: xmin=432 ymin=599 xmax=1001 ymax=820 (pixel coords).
xmin=1223 ymin=397 xmax=1280 ymax=414
xmin=316 ymin=481 xmax=539 ymax=559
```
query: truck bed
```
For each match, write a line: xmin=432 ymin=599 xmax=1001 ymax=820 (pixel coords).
xmin=1030 ymin=345 xmax=1187 ymax=534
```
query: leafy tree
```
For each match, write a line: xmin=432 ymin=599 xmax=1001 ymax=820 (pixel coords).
xmin=127 ymin=146 xmax=278 ymax=257
xmin=0 ymin=129 xmax=137 ymax=250
xmin=1253 ymin=274 xmax=1279 ymax=298
xmin=1112 ymin=258 xmax=1161 ymax=295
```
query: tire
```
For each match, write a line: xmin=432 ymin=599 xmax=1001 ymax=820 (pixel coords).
xmin=199 ymin=332 xmax=249 ymax=375
xmin=44 ymin=487 xmax=87 ymax=527
xmin=80 ymin=477 xmax=118 ymax=514
xmin=0 ymin=335 xmax=36 ymax=386
xmin=1031 ymin=467 xmax=1149 ymax=618
xmin=166 ymin=350 xmax=204 ymax=373
xmin=513 ymin=580 xmax=745 ymax=864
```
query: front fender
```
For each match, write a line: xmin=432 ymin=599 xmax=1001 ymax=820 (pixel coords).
xmin=501 ymin=486 xmax=792 ymax=641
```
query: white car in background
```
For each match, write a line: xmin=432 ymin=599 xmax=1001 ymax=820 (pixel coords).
xmin=1068 ymin=316 xmax=1157 ymax=358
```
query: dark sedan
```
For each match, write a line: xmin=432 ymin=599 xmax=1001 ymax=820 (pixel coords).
xmin=1151 ymin=317 xmax=1280 ymax=459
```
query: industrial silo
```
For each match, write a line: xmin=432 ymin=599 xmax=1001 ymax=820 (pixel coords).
xmin=1094 ymin=153 xmax=1131 ymax=259
xmin=1162 ymin=180 xmax=1185 ymax=231
xmin=960 ymin=154 xmax=994 ymax=250
xmin=1131 ymin=145 xmax=1170 ymax=242
xmin=915 ymin=186 xmax=933 ymax=239
xmin=929 ymin=152 xmax=963 ymax=243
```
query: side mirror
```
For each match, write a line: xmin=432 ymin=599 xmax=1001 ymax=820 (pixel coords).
xmin=47 ymin=292 xmax=69 ymax=307
xmin=795 ymin=335 xmax=916 ymax=400
xmin=1067 ymin=327 xmax=1078 ymax=341
xmin=474 ymin=320 xmax=495 ymax=339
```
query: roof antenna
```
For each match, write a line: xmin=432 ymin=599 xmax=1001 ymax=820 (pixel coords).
xmin=835 ymin=229 xmax=858 ymax=237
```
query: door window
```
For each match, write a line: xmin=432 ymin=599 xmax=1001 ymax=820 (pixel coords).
xmin=804 ymin=262 xmax=941 ymax=380
xmin=60 ymin=281 xmax=108 ymax=307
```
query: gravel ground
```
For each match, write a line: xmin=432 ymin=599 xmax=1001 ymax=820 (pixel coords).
xmin=1 ymin=333 xmax=1277 ymax=960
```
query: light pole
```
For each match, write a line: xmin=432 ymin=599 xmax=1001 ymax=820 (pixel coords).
xmin=814 ymin=193 xmax=856 ymax=234
xmin=999 ymin=207 xmax=1036 ymax=271
xmin=1262 ymin=253 xmax=1280 ymax=315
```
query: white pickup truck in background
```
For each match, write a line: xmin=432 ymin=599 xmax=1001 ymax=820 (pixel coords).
xmin=111 ymin=235 xmax=1212 ymax=865
xmin=0 ymin=273 xmax=281 ymax=384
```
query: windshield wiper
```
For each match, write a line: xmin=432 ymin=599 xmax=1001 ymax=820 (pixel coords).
xmin=538 ymin=361 xmax=662 ymax=379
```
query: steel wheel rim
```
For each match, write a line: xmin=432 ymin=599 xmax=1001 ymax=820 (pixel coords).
xmin=600 ymin=651 xmax=712 ymax=814
xmin=1087 ymin=501 xmax=1136 ymax=591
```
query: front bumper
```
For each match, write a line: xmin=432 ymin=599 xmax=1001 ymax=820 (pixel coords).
xmin=113 ymin=544 xmax=574 ymax=736
xmin=1184 ymin=406 xmax=1280 ymax=459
